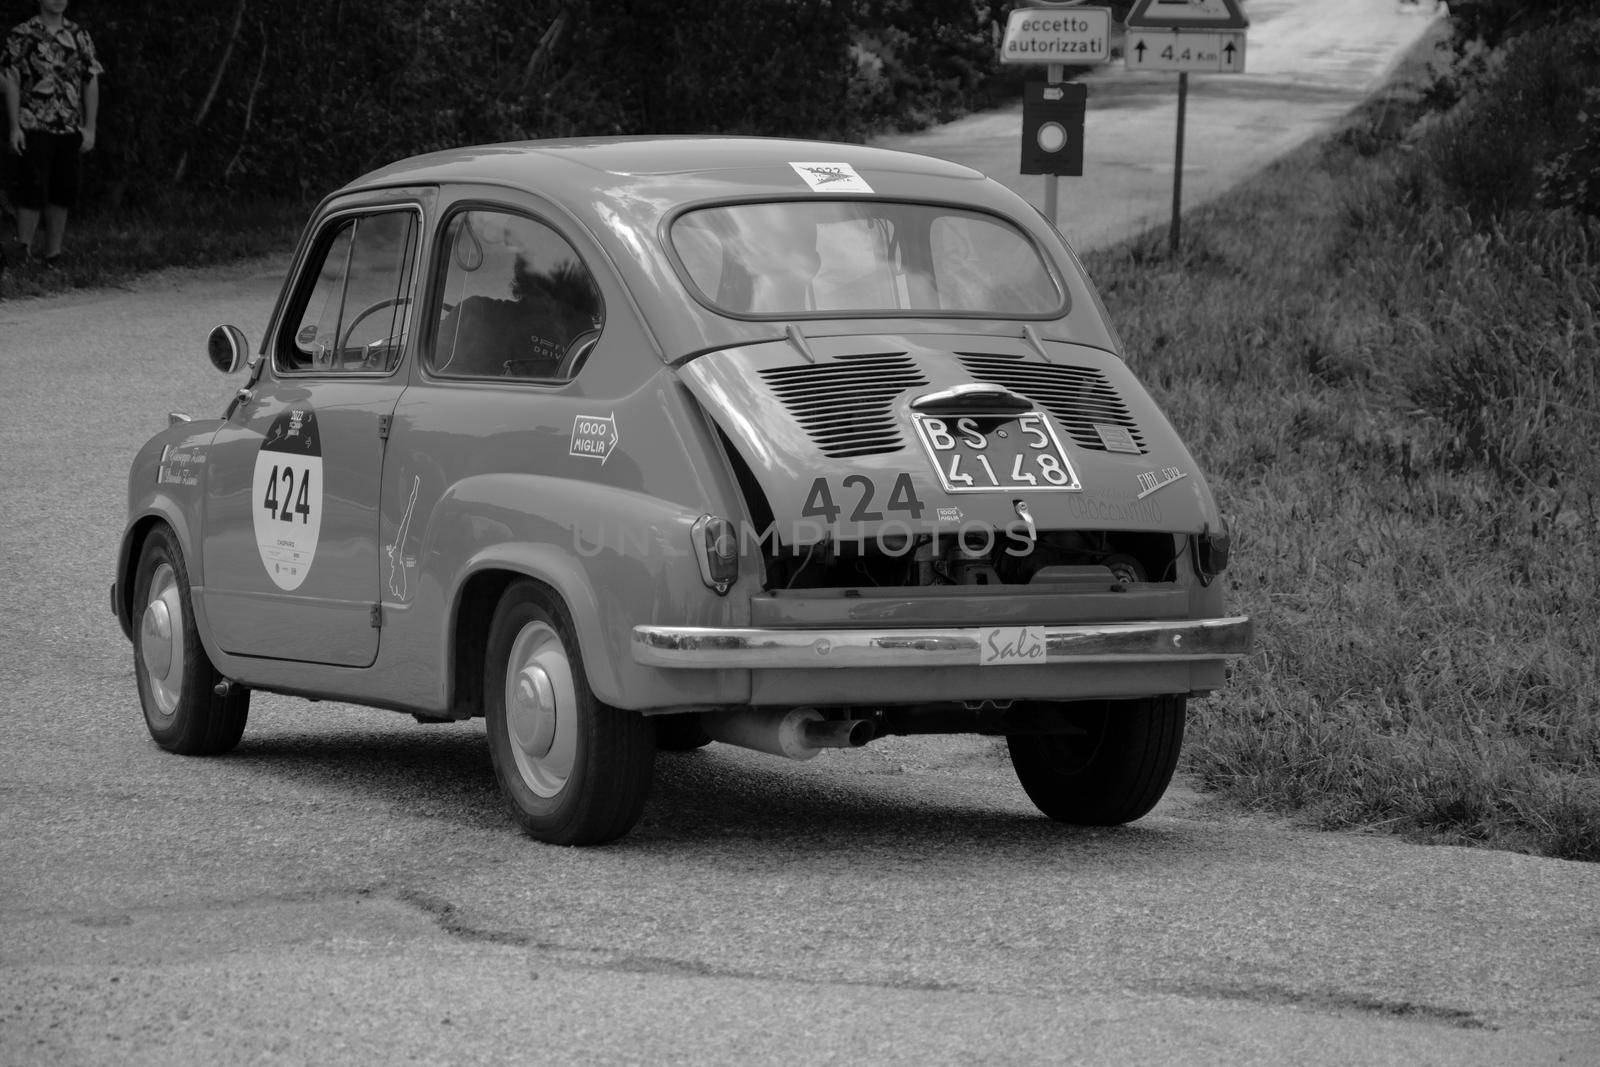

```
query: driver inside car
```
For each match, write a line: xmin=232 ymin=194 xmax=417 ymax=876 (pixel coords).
xmin=434 ymin=211 xmax=599 ymax=379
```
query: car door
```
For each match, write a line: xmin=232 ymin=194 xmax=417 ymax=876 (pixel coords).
xmin=201 ymin=205 xmax=421 ymax=667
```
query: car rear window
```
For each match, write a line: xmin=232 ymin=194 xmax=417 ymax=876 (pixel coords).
xmin=669 ymin=200 xmax=1062 ymax=318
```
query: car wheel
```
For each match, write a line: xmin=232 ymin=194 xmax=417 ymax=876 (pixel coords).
xmin=484 ymin=581 xmax=653 ymax=845
xmin=653 ymin=714 xmax=712 ymax=752
xmin=1006 ymin=696 xmax=1185 ymax=826
xmin=132 ymin=526 xmax=249 ymax=755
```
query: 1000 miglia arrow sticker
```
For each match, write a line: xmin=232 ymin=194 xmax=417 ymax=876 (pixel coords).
xmin=251 ymin=408 xmax=324 ymax=591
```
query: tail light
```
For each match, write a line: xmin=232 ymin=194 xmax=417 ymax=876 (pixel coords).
xmin=1192 ymin=522 xmax=1231 ymax=586
xmin=692 ymin=515 xmax=739 ymax=595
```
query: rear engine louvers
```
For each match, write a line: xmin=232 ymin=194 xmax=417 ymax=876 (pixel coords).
xmin=760 ymin=352 xmax=928 ymax=458
xmin=956 ymin=352 xmax=1146 ymax=454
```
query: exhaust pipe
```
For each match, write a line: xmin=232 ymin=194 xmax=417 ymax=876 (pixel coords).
xmin=701 ymin=707 xmax=875 ymax=761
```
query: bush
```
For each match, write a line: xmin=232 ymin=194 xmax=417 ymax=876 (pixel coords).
xmin=1411 ymin=17 xmax=1600 ymax=221
xmin=1537 ymin=86 xmax=1600 ymax=218
xmin=578 ymin=0 xmax=856 ymax=137
xmin=57 ymin=0 xmax=1013 ymax=206
xmin=848 ymin=0 xmax=1003 ymax=131
xmin=1445 ymin=0 xmax=1589 ymax=48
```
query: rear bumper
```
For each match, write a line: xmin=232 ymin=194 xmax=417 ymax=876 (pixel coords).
xmin=632 ymin=615 xmax=1252 ymax=670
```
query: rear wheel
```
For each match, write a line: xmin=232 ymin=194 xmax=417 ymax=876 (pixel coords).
xmin=484 ymin=582 xmax=653 ymax=844
xmin=132 ymin=526 xmax=249 ymax=755
xmin=1007 ymin=696 xmax=1185 ymax=825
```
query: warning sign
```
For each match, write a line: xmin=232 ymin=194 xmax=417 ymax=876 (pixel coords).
xmin=1125 ymin=0 xmax=1248 ymax=30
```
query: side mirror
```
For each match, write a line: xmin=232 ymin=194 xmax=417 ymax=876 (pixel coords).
xmin=206 ymin=324 xmax=250 ymax=374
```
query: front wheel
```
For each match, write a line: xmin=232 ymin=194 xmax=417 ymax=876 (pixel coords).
xmin=484 ymin=582 xmax=653 ymax=845
xmin=1007 ymin=696 xmax=1185 ymax=826
xmin=132 ymin=525 xmax=249 ymax=755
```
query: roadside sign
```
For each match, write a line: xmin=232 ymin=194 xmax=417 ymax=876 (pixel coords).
xmin=1000 ymin=5 xmax=1112 ymax=65
xmin=1126 ymin=30 xmax=1247 ymax=72
xmin=1124 ymin=0 xmax=1251 ymax=256
xmin=1125 ymin=0 xmax=1248 ymax=30
xmin=1020 ymin=82 xmax=1088 ymax=176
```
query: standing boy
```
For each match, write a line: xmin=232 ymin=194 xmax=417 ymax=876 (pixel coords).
xmin=2 ymin=0 xmax=103 ymax=269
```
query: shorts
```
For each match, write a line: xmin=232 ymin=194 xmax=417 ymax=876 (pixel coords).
xmin=12 ymin=131 xmax=84 ymax=210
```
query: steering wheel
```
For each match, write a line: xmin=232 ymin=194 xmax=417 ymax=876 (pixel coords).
xmin=558 ymin=328 xmax=602 ymax=379
xmin=339 ymin=297 xmax=412 ymax=367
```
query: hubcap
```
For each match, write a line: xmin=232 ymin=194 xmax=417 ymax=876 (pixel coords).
xmin=511 ymin=664 xmax=557 ymax=758
xmin=503 ymin=621 xmax=578 ymax=797
xmin=139 ymin=563 xmax=186 ymax=718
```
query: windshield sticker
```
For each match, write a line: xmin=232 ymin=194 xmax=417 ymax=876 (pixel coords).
xmin=789 ymin=162 xmax=873 ymax=194
xmin=570 ymin=413 xmax=619 ymax=464
xmin=1136 ymin=466 xmax=1188 ymax=499
xmin=251 ymin=407 xmax=324 ymax=592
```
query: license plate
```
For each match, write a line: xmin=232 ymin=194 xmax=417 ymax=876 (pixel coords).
xmin=911 ymin=411 xmax=1081 ymax=493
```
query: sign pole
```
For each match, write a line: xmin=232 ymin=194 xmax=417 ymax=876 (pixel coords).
xmin=1123 ymin=0 xmax=1249 ymax=256
xmin=1170 ymin=70 xmax=1187 ymax=255
xmin=1004 ymin=2 xmax=1107 ymax=218
xmin=1044 ymin=61 xmax=1064 ymax=226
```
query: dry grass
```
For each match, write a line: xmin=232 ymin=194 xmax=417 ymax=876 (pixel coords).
xmin=1084 ymin=30 xmax=1600 ymax=860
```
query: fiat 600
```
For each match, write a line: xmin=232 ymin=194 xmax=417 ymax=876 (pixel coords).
xmin=112 ymin=138 xmax=1251 ymax=844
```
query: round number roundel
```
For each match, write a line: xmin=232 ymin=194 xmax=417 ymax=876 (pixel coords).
xmin=251 ymin=408 xmax=324 ymax=592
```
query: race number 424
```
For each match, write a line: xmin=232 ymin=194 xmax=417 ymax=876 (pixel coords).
xmin=801 ymin=472 xmax=925 ymax=523
xmin=261 ymin=463 xmax=313 ymax=523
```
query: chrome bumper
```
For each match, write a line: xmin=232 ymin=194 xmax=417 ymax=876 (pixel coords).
xmin=632 ymin=616 xmax=1252 ymax=670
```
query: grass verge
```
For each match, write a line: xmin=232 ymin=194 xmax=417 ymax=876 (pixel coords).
xmin=0 ymin=191 xmax=306 ymax=299
xmin=1083 ymin=26 xmax=1600 ymax=860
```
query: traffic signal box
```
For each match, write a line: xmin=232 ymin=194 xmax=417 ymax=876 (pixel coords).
xmin=1020 ymin=81 xmax=1088 ymax=177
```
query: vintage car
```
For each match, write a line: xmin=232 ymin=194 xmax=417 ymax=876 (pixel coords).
xmin=112 ymin=137 xmax=1251 ymax=844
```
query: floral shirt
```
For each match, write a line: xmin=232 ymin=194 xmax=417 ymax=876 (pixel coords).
xmin=2 ymin=15 xmax=104 ymax=134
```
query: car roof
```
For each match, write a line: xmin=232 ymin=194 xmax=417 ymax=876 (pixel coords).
xmin=333 ymin=137 xmax=1117 ymax=359
xmin=344 ymin=136 xmax=991 ymax=205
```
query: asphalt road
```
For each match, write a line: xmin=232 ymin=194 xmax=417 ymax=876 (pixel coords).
xmin=4 ymin=2 xmax=1599 ymax=1063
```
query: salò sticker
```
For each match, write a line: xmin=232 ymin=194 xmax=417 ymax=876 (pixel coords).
xmin=251 ymin=408 xmax=324 ymax=591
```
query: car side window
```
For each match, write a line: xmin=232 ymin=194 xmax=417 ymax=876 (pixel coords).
xmin=279 ymin=209 xmax=419 ymax=374
xmin=430 ymin=209 xmax=603 ymax=381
